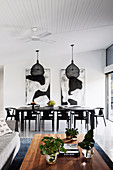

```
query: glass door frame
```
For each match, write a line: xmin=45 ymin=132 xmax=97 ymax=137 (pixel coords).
xmin=105 ymin=72 xmax=113 ymax=121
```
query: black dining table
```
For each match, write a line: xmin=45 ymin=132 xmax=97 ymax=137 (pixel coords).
xmin=15 ymin=105 xmax=95 ymax=130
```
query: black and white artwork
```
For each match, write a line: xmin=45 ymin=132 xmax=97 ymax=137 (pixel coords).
xmin=61 ymin=69 xmax=85 ymax=106
xmin=25 ymin=69 xmax=50 ymax=106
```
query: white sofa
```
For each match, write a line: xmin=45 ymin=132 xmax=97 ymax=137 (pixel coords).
xmin=0 ymin=120 xmax=20 ymax=170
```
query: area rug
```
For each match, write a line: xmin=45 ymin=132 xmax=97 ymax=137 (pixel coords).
xmin=9 ymin=138 xmax=113 ymax=170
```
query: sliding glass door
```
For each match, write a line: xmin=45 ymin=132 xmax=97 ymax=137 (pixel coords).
xmin=106 ymin=73 xmax=113 ymax=121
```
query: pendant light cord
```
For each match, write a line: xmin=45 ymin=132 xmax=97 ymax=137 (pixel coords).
xmin=71 ymin=44 xmax=74 ymax=61
xmin=36 ymin=50 xmax=39 ymax=61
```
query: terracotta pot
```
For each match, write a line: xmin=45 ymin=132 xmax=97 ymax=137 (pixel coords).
xmin=46 ymin=153 xmax=57 ymax=164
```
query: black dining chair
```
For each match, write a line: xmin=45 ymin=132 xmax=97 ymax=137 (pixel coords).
xmin=5 ymin=107 xmax=16 ymax=120
xmin=40 ymin=110 xmax=54 ymax=131
xmin=94 ymin=107 xmax=106 ymax=127
xmin=24 ymin=111 xmax=37 ymax=131
xmin=24 ymin=104 xmax=41 ymax=131
xmin=73 ymin=110 xmax=89 ymax=130
xmin=57 ymin=110 xmax=71 ymax=131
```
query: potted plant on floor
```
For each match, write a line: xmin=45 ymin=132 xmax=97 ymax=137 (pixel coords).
xmin=39 ymin=136 xmax=66 ymax=164
xmin=78 ymin=129 xmax=95 ymax=159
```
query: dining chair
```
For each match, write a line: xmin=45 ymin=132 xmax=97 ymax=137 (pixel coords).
xmin=57 ymin=110 xmax=71 ymax=131
xmin=5 ymin=107 xmax=16 ymax=120
xmin=94 ymin=107 xmax=106 ymax=127
xmin=24 ymin=110 xmax=38 ymax=131
xmin=40 ymin=110 xmax=54 ymax=131
xmin=73 ymin=110 xmax=89 ymax=130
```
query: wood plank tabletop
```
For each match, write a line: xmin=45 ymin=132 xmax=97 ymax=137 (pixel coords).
xmin=19 ymin=134 xmax=110 ymax=170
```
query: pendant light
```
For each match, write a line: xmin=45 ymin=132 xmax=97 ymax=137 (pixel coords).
xmin=31 ymin=50 xmax=44 ymax=76
xmin=65 ymin=44 xmax=80 ymax=79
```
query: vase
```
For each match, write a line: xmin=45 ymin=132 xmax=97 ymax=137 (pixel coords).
xmin=82 ymin=148 xmax=94 ymax=159
xmin=46 ymin=153 xmax=57 ymax=164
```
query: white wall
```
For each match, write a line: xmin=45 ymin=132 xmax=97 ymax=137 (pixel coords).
xmin=0 ymin=66 xmax=4 ymax=117
xmin=3 ymin=49 xmax=106 ymax=116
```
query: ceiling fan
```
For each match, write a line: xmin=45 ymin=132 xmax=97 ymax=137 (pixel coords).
xmin=24 ymin=27 xmax=55 ymax=43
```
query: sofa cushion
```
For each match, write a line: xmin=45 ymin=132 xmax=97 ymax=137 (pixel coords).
xmin=0 ymin=132 xmax=20 ymax=170
xmin=0 ymin=118 xmax=12 ymax=136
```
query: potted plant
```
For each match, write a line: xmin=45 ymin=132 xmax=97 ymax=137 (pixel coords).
xmin=78 ymin=129 xmax=95 ymax=158
xmin=71 ymin=128 xmax=79 ymax=140
xmin=39 ymin=136 xmax=66 ymax=164
xmin=65 ymin=128 xmax=79 ymax=140
xmin=65 ymin=128 xmax=72 ymax=139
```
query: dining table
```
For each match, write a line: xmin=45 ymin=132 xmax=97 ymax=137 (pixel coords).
xmin=15 ymin=105 xmax=95 ymax=130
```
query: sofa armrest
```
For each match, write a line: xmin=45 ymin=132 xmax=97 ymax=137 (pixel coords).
xmin=6 ymin=120 xmax=19 ymax=132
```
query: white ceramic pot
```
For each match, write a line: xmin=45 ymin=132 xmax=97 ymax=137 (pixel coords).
xmin=72 ymin=136 xmax=77 ymax=141
xmin=46 ymin=153 xmax=57 ymax=164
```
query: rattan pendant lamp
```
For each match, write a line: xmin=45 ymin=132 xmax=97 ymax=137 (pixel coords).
xmin=65 ymin=44 xmax=80 ymax=79
xmin=31 ymin=50 xmax=44 ymax=76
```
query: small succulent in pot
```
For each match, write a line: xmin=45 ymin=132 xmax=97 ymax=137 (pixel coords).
xmin=78 ymin=129 xmax=95 ymax=159
xmin=71 ymin=128 xmax=79 ymax=140
xmin=65 ymin=128 xmax=72 ymax=139
xmin=39 ymin=136 xmax=66 ymax=164
xmin=65 ymin=128 xmax=79 ymax=140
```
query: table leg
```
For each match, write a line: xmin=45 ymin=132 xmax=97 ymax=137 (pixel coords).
xmin=90 ymin=110 xmax=95 ymax=130
xmin=15 ymin=110 xmax=19 ymax=121
xmin=21 ymin=111 xmax=24 ymax=124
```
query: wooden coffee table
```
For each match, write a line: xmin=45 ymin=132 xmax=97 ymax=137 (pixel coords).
xmin=19 ymin=134 xmax=110 ymax=170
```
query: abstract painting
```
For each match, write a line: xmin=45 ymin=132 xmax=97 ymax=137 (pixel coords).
xmin=25 ymin=69 xmax=50 ymax=106
xmin=61 ymin=69 xmax=85 ymax=106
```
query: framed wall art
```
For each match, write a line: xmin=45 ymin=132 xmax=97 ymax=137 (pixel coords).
xmin=61 ymin=69 xmax=85 ymax=106
xmin=25 ymin=69 xmax=50 ymax=106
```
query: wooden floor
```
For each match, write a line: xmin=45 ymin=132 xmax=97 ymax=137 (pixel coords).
xmin=19 ymin=118 xmax=113 ymax=162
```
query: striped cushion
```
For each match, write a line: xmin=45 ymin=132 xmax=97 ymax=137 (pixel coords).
xmin=0 ymin=118 xmax=12 ymax=136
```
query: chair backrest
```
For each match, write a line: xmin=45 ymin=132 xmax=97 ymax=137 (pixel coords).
xmin=43 ymin=110 xmax=54 ymax=118
xmin=57 ymin=110 xmax=69 ymax=118
xmin=5 ymin=107 xmax=16 ymax=116
xmin=99 ymin=108 xmax=104 ymax=115
xmin=95 ymin=107 xmax=104 ymax=115
xmin=74 ymin=110 xmax=86 ymax=119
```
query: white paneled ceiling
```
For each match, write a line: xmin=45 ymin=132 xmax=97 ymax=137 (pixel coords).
xmin=0 ymin=0 xmax=113 ymax=62
xmin=0 ymin=0 xmax=113 ymax=33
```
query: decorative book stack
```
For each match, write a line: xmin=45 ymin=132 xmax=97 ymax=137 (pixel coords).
xmin=59 ymin=143 xmax=80 ymax=157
